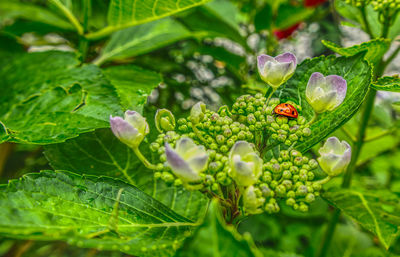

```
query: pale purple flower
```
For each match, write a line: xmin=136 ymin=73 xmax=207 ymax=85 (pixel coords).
xmin=305 ymin=72 xmax=347 ymax=113
xmin=318 ymin=137 xmax=351 ymax=177
xmin=228 ymin=141 xmax=263 ymax=186
xmin=257 ymin=52 xmax=297 ymax=88
xmin=110 ymin=110 xmax=149 ymax=148
xmin=165 ymin=137 xmax=208 ymax=182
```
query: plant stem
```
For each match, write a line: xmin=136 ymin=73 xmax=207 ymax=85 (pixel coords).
xmin=78 ymin=0 xmax=91 ymax=62
xmin=132 ymin=147 xmax=158 ymax=170
xmin=317 ymin=89 xmax=378 ymax=257
xmin=316 ymin=209 xmax=341 ymax=257
xmin=266 ymin=89 xmax=276 ymax=104
xmin=49 ymin=0 xmax=83 ymax=35
xmin=360 ymin=5 xmax=373 ymax=37
xmin=342 ymin=89 xmax=376 ymax=187
xmin=382 ymin=44 xmax=400 ymax=70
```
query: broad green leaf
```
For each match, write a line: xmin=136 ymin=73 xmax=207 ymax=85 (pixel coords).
xmin=0 ymin=2 xmax=73 ymax=30
xmin=322 ymin=39 xmax=391 ymax=65
xmin=371 ymin=76 xmax=400 ymax=92
xmin=0 ymin=170 xmax=197 ymax=256
xmin=334 ymin=1 xmax=382 ymax=38
xmin=102 ymin=65 xmax=162 ymax=111
xmin=175 ymin=200 xmax=262 ymax=257
xmin=0 ymin=51 xmax=122 ymax=144
xmin=323 ymin=188 xmax=400 ymax=249
xmin=276 ymin=53 xmax=372 ymax=153
xmin=275 ymin=3 xmax=314 ymax=30
xmin=254 ymin=3 xmax=272 ymax=31
xmin=86 ymin=0 xmax=210 ymax=39
xmin=177 ymin=0 xmax=248 ymax=48
xmin=94 ymin=18 xmax=191 ymax=66
xmin=44 ymin=128 xmax=209 ymax=222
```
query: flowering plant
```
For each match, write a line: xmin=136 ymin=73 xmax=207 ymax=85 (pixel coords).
xmin=0 ymin=0 xmax=400 ymax=257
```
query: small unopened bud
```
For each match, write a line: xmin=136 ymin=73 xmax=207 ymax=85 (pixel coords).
xmin=155 ymin=109 xmax=175 ymax=132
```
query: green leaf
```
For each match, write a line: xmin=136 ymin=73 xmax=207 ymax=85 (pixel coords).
xmin=277 ymin=53 xmax=372 ymax=153
xmin=0 ymin=170 xmax=197 ymax=256
xmin=175 ymin=200 xmax=262 ymax=257
xmin=322 ymin=38 xmax=391 ymax=65
xmin=0 ymin=51 xmax=122 ymax=144
xmin=94 ymin=18 xmax=191 ymax=66
xmin=0 ymin=1 xmax=73 ymax=30
xmin=44 ymin=128 xmax=209 ymax=222
xmin=177 ymin=0 xmax=247 ymax=48
xmin=254 ymin=3 xmax=272 ymax=31
xmin=86 ymin=0 xmax=210 ymax=39
xmin=371 ymin=76 xmax=400 ymax=92
xmin=102 ymin=65 xmax=162 ymax=112
xmin=323 ymin=188 xmax=400 ymax=249
xmin=334 ymin=1 xmax=382 ymax=38
xmin=275 ymin=3 xmax=314 ymax=30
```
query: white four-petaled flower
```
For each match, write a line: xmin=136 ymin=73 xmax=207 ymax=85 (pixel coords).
xmin=318 ymin=137 xmax=351 ymax=177
xmin=257 ymin=52 xmax=297 ymax=89
xmin=165 ymin=137 xmax=208 ymax=182
xmin=305 ymin=72 xmax=347 ymax=113
xmin=228 ymin=141 xmax=263 ymax=186
xmin=110 ymin=110 xmax=149 ymax=148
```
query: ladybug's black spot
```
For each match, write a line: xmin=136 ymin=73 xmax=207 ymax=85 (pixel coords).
xmin=280 ymin=109 xmax=283 ymax=112
xmin=285 ymin=104 xmax=288 ymax=106
xmin=292 ymin=111 xmax=295 ymax=114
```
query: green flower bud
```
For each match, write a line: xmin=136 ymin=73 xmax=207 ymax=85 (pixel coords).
xmin=174 ymin=179 xmax=183 ymax=186
xmin=299 ymin=203 xmax=309 ymax=212
xmin=282 ymin=180 xmax=293 ymax=190
xmin=305 ymin=193 xmax=315 ymax=203
xmin=276 ymin=185 xmax=287 ymax=196
xmin=260 ymin=183 xmax=274 ymax=197
xmin=161 ymin=172 xmax=174 ymax=184
xmin=276 ymin=116 xmax=288 ymax=125
xmin=302 ymin=127 xmax=311 ymax=137
xmin=296 ymin=185 xmax=308 ymax=196
xmin=190 ymin=102 xmax=206 ymax=124
xmin=211 ymin=183 xmax=220 ymax=192
xmin=209 ymin=161 xmax=223 ymax=174
xmin=287 ymin=190 xmax=296 ymax=198
xmin=289 ymin=134 xmax=298 ymax=142
xmin=243 ymin=186 xmax=265 ymax=214
xmin=223 ymin=129 xmax=233 ymax=137
xmin=282 ymin=170 xmax=292 ymax=179
xmin=286 ymin=198 xmax=296 ymax=206
xmin=220 ymin=145 xmax=229 ymax=153
xmin=297 ymin=116 xmax=306 ymax=125
xmin=155 ymin=109 xmax=175 ymax=132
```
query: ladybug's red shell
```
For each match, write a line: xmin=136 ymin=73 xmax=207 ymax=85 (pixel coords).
xmin=274 ymin=103 xmax=298 ymax=118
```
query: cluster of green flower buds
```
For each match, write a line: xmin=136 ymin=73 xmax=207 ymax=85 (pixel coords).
xmin=244 ymin=149 xmax=321 ymax=214
xmin=232 ymin=95 xmax=310 ymax=146
xmin=108 ymin=52 xmax=353 ymax=217
xmin=344 ymin=0 xmax=370 ymax=7
xmin=371 ymin=0 xmax=400 ymax=11
xmin=344 ymin=0 xmax=400 ymax=17
xmin=176 ymin=102 xmax=254 ymax=153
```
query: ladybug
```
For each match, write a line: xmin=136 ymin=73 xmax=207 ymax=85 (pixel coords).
xmin=274 ymin=103 xmax=298 ymax=118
